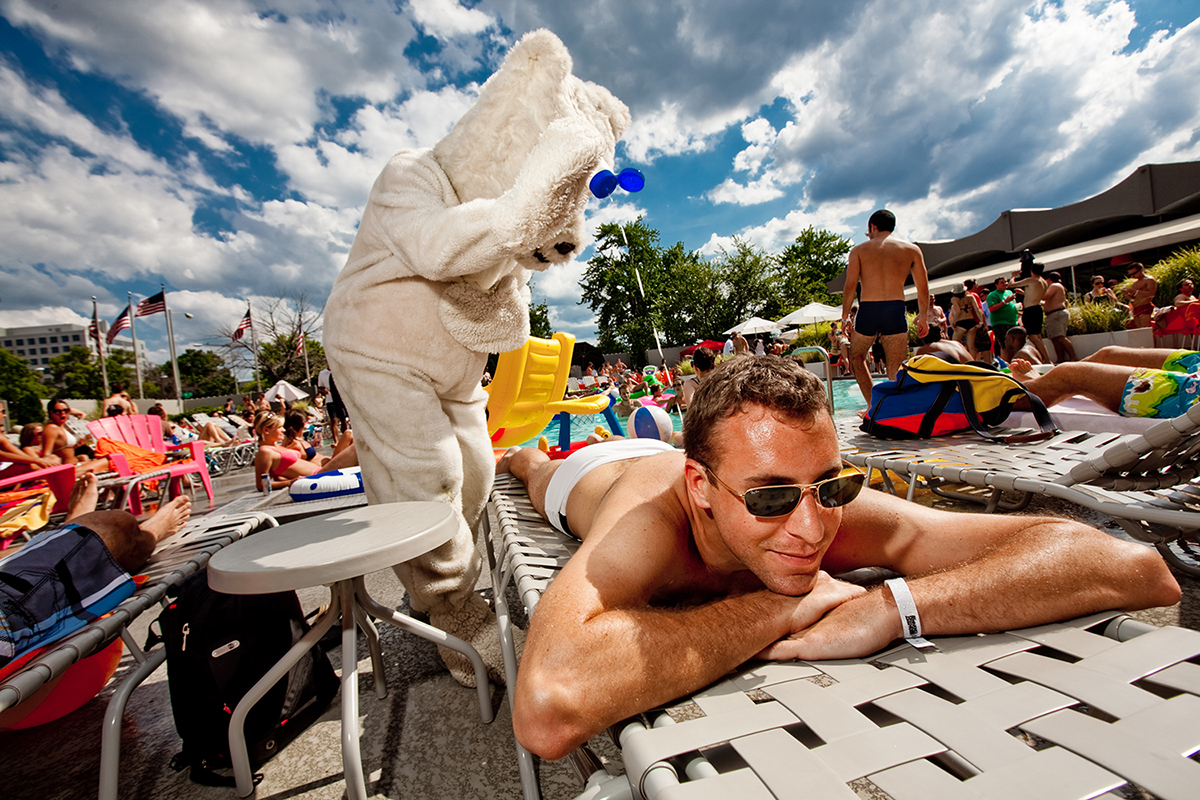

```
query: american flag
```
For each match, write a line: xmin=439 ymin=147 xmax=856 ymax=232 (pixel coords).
xmin=89 ymin=309 xmax=104 ymax=356
xmin=106 ymin=306 xmax=131 ymax=345
xmin=135 ymin=291 xmax=166 ymax=317
xmin=295 ymin=331 xmax=305 ymax=354
xmin=232 ymin=309 xmax=252 ymax=341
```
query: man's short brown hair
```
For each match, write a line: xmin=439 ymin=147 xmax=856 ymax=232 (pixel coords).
xmin=683 ymin=355 xmax=830 ymax=468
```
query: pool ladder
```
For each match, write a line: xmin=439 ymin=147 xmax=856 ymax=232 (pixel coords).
xmin=789 ymin=346 xmax=836 ymax=414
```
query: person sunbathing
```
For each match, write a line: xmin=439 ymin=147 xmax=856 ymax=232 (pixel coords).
xmin=40 ymin=399 xmax=109 ymax=477
xmin=15 ymin=424 xmax=62 ymax=467
xmin=282 ymin=408 xmax=322 ymax=461
xmin=253 ymin=412 xmax=358 ymax=491
xmin=0 ymin=474 xmax=191 ymax=668
xmin=498 ymin=355 xmax=1179 ymax=760
xmin=1008 ymin=346 xmax=1200 ymax=419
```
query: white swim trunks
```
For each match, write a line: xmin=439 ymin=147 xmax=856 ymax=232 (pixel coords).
xmin=543 ymin=439 xmax=676 ymax=537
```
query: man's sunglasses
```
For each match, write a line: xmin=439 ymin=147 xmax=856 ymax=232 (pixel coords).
xmin=701 ymin=462 xmax=865 ymax=517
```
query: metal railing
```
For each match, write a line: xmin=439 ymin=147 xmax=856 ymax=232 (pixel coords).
xmin=788 ymin=346 xmax=835 ymax=414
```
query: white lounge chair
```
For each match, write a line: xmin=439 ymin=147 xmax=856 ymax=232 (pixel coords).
xmin=485 ymin=474 xmax=1200 ymax=800
xmin=837 ymin=400 xmax=1200 ymax=575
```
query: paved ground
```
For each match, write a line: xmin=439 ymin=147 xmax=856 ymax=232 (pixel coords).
xmin=2 ymin=458 xmax=1197 ymax=800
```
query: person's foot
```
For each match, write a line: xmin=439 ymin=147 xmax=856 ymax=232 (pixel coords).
xmin=495 ymin=446 xmax=523 ymax=475
xmin=1009 ymin=358 xmax=1037 ymax=383
xmin=140 ymin=495 xmax=192 ymax=543
xmin=65 ymin=473 xmax=99 ymax=521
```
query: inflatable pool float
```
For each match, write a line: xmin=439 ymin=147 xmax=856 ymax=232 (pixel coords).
xmin=0 ymin=637 xmax=124 ymax=730
xmin=289 ymin=467 xmax=365 ymax=501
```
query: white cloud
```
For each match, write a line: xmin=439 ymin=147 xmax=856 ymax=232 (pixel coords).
xmin=0 ymin=306 xmax=90 ymax=330
xmin=706 ymin=175 xmax=784 ymax=206
xmin=408 ymin=0 xmax=495 ymax=39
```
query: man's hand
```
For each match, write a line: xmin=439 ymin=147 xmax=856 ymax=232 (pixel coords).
xmin=756 ymin=572 xmax=866 ymax=659
xmin=757 ymin=588 xmax=897 ymax=661
xmin=916 ymin=318 xmax=929 ymax=338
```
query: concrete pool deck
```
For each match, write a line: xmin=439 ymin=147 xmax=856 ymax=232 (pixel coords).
xmin=3 ymin=455 xmax=1198 ymax=800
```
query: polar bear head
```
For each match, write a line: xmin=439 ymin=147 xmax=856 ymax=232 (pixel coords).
xmin=432 ymin=29 xmax=631 ymax=270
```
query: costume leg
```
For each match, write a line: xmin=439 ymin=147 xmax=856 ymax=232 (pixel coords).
xmin=327 ymin=346 xmax=507 ymax=687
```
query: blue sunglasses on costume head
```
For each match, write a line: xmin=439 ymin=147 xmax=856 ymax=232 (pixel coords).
xmin=590 ymin=167 xmax=645 ymax=198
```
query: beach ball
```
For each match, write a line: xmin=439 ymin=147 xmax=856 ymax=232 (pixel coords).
xmin=629 ymin=405 xmax=673 ymax=442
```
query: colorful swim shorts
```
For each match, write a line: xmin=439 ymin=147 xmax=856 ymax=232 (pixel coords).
xmin=1119 ymin=367 xmax=1200 ymax=419
xmin=1161 ymin=350 xmax=1200 ymax=374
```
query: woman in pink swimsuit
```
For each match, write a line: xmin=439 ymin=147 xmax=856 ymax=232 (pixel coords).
xmin=253 ymin=413 xmax=358 ymax=491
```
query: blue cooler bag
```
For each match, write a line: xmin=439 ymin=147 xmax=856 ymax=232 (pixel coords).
xmin=862 ymin=354 xmax=1057 ymax=443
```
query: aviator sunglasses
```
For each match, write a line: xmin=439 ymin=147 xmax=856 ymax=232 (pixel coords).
xmin=701 ymin=462 xmax=865 ymax=517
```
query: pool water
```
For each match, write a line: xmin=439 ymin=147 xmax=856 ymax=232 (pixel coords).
xmin=517 ymin=378 xmax=872 ymax=448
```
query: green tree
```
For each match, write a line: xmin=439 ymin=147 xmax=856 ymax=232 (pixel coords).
xmin=214 ymin=291 xmax=327 ymax=391
xmin=775 ymin=226 xmax=851 ymax=311
xmin=711 ymin=237 xmax=782 ymax=321
xmin=45 ymin=346 xmax=136 ymax=398
xmin=176 ymin=349 xmax=238 ymax=398
xmin=580 ymin=219 xmax=670 ymax=366
xmin=529 ymin=299 xmax=553 ymax=340
xmin=0 ymin=350 xmax=47 ymax=424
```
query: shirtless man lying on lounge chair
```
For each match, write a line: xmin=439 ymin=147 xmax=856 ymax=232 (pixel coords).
xmin=499 ymin=355 xmax=1180 ymax=760
xmin=1008 ymin=346 xmax=1200 ymax=419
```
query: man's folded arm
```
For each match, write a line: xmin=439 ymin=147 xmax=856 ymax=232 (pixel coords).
xmin=764 ymin=491 xmax=1181 ymax=661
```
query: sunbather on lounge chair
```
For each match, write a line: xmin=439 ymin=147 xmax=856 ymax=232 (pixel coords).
xmin=41 ymin=399 xmax=109 ymax=477
xmin=253 ymin=412 xmax=358 ymax=491
xmin=500 ymin=355 xmax=1180 ymax=760
xmin=0 ymin=474 xmax=191 ymax=667
xmin=1009 ymin=346 xmax=1200 ymax=418
xmin=9 ymin=423 xmax=60 ymax=470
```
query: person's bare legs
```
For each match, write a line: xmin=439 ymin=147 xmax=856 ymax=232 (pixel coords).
xmin=1028 ymin=332 xmax=1052 ymax=363
xmin=65 ymin=472 xmax=99 ymax=521
xmin=139 ymin=495 xmax=192 ymax=543
xmin=879 ymin=332 xmax=910 ymax=380
xmin=325 ymin=442 xmax=358 ymax=471
xmin=1051 ymin=335 xmax=1077 ymax=363
xmin=496 ymin=446 xmax=561 ymax=521
xmin=847 ymin=332 xmax=876 ymax=404
xmin=1008 ymin=358 xmax=1132 ymax=412
xmin=1082 ymin=346 xmax=1173 ymax=369
xmin=64 ymin=496 xmax=188 ymax=573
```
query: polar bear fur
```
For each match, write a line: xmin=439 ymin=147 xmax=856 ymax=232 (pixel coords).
xmin=323 ymin=30 xmax=629 ymax=686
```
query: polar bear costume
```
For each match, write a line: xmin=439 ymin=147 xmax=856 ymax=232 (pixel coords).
xmin=323 ymin=30 xmax=630 ymax=687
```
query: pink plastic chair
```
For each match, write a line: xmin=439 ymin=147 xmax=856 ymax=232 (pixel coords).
xmin=0 ymin=463 xmax=77 ymax=515
xmin=86 ymin=415 xmax=214 ymax=508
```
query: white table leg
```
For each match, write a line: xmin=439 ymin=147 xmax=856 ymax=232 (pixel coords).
xmin=340 ymin=580 xmax=368 ymax=800
xmin=354 ymin=577 xmax=494 ymax=723
xmin=228 ymin=593 xmax=340 ymax=797
xmin=353 ymin=602 xmax=388 ymax=699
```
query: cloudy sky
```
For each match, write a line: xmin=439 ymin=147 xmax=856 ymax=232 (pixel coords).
xmin=1 ymin=0 xmax=1198 ymax=374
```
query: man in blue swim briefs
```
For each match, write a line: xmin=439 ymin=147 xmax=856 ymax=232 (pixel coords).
xmin=499 ymin=355 xmax=1178 ymax=761
xmin=1009 ymin=346 xmax=1200 ymax=419
xmin=841 ymin=210 xmax=929 ymax=404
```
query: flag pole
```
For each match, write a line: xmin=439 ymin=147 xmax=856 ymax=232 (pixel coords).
xmin=162 ymin=284 xmax=183 ymax=401
xmin=301 ymin=328 xmax=311 ymax=385
xmin=92 ymin=297 xmax=110 ymax=398
xmin=127 ymin=293 xmax=144 ymax=399
xmin=248 ymin=303 xmax=261 ymax=393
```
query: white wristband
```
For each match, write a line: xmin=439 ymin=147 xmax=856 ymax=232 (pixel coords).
xmin=886 ymin=578 xmax=935 ymax=651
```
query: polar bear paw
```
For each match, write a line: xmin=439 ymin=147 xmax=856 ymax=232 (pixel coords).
xmin=429 ymin=591 xmax=524 ymax=688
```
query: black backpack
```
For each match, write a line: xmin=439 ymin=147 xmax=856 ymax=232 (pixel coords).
xmin=154 ymin=568 xmax=339 ymax=786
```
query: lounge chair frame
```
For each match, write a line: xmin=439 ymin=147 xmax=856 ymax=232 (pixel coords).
xmin=836 ymin=402 xmax=1200 ymax=576
xmin=485 ymin=473 xmax=1200 ymax=800
xmin=0 ymin=510 xmax=278 ymax=800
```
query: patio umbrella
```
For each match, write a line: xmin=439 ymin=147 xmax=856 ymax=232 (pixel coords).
xmin=263 ymin=379 xmax=310 ymax=403
xmin=776 ymin=302 xmax=843 ymax=327
xmin=679 ymin=340 xmax=726 ymax=357
xmin=724 ymin=317 xmax=784 ymax=336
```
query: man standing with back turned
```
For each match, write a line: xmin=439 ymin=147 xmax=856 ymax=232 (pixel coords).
xmin=842 ymin=210 xmax=929 ymax=404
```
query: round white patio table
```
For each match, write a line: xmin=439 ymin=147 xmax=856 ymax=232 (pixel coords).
xmin=207 ymin=502 xmax=493 ymax=800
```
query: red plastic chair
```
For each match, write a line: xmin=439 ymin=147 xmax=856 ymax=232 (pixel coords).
xmin=86 ymin=415 xmax=213 ymax=508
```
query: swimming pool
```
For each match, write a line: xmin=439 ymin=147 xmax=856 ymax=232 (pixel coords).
xmin=516 ymin=378 xmax=873 ymax=448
